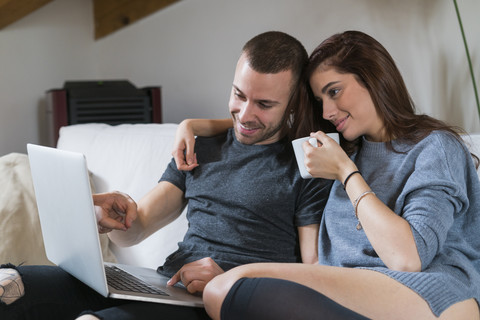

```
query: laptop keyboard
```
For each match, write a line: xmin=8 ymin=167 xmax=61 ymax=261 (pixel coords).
xmin=105 ymin=265 xmax=169 ymax=296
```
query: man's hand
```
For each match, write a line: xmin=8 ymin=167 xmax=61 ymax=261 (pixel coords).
xmin=167 ymin=257 xmax=224 ymax=294
xmin=93 ymin=191 xmax=137 ymax=233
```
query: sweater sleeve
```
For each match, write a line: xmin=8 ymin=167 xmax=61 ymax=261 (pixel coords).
xmin=399 ymin=133 xmax=471 ymax=270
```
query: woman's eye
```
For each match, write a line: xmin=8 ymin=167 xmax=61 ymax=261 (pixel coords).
xmin=328 ymin=88 xmax=340 ymax=97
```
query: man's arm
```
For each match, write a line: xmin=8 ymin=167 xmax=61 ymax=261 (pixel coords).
xmin=167 ymin=257 xmax=224 ymax=294
xmin=94 ymin=191 xmax=137 ymax=233
xmin=107 ymin=181 xmax=187 ymax=247
xmin=298 ymin=224 xmax=319 ymax=264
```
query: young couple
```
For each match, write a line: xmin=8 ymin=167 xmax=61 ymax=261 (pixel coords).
xmin=174 ymin=31 xmax=480 ymax=320
xmin=1 ymin=30 xmax=479 ymax=320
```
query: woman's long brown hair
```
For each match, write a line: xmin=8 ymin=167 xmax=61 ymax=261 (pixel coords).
xmin=292 ymin=30 xmax=478 ymax=167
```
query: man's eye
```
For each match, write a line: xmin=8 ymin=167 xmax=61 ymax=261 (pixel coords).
xmin=258 ymin=102 xmax=272 ymax=109
xmin=235 ymin=92 xmax=246 ymax=100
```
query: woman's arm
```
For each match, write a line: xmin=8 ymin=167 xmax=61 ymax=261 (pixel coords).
xmin=298 ymin=224 xmax=319 ymax=264
xmin=172 ymin=118 xmax=233 ymax=171
xmin=341 ymin=166 xmax=421 ymax=272
xmin=305 ymin=131 xmax=421 ymax=272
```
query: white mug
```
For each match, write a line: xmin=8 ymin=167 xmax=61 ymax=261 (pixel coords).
xmin=292 ymin=133 xmax=340 ymax=179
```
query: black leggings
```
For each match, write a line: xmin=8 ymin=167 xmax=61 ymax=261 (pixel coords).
xmin=0 ymin=265 xmax=209 ymax=320
xmin=221 ymin=278 xmax=370 ymax=320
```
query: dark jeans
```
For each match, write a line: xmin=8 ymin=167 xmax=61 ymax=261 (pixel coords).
xmin=0 ymin=265 xmax=209 ymax=320
xmin=221 ymin=277 xmax=371 ymax=320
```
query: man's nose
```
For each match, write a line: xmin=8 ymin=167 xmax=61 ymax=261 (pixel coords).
xmin=238 ymin=101 xmax=255 ymax=123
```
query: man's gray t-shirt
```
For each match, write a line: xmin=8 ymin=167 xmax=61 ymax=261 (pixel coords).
xmin=158 ymin=129 xmax=331 ymax=277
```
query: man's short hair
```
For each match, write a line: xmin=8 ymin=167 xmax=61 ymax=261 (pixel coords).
xmin=242 ymin=31 xmax=308 ymax=139
xmin=242 ymin=31 xmax=308 ymax=88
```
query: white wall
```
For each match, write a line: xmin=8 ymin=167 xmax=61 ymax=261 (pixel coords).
xmin=0 ymin=0 xmax=98 ymax=155
xmin=0 ymin=0 xmax=479 ymax=156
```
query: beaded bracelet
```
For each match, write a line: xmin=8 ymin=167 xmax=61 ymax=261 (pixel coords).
xmin=353 ymin=190 xmax=375 ymax=230
xmin=343 ymin=170 xmax=361 ymax=190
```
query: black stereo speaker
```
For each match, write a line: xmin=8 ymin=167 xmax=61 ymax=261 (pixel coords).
xmin=46 ymin=80 xmax=162 ymax=146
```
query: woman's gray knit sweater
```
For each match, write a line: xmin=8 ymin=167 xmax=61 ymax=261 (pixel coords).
xmin=318 ymin=131 xmax=480 ymax=316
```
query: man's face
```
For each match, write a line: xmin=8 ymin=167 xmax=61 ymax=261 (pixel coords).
xmin=229 ymin=54 xmax=294 ymax=145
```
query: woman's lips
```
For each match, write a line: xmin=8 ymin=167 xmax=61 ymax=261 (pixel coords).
xmin=334 ymin=115 xmax=349 ymax=131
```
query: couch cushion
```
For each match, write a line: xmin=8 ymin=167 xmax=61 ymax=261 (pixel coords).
xmin=57 ymin=123 xmax=188 ymax=269
xmin=0 ymin=153 xmax=116 ymax=265
xmin=0 ymin=153 xmax=48 ymax=266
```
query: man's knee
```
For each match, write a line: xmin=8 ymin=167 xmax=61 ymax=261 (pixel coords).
xmin=0 ymin=264 xmax=25 ymax=305
xmin=75 ymin=314 xmax=102 ymax=320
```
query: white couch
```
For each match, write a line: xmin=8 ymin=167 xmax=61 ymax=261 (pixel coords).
xmin=55 ymin=124 xmax=480 ymax=269
xmin=1 ymin=123 xmax=479 ymax=269
xmin=56 ymin=123 xmax=189 ymax=269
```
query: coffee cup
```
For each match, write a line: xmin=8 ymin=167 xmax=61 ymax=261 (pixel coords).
xmin=292 ymin=133 xmax=340 ymax=179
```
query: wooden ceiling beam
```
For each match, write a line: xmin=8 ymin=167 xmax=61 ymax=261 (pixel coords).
xmin=0 ymin=0 xmax=53 ymax=29
xmin=93 ymin=0 xmax=181 ymax=40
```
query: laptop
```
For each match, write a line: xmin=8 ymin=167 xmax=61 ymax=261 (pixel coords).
xmin=27 ymin=143 xmax=203 ymax=308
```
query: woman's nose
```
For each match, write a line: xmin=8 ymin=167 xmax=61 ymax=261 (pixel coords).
xmin=322 ymin=100 xmax=337 ymax=120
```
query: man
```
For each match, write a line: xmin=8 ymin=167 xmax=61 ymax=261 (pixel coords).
xmin=0 ymin=31 xmax=331 ymax=320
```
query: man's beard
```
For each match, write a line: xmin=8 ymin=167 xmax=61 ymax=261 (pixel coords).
xmin=232 ymin=113 xmax=287 ymax=145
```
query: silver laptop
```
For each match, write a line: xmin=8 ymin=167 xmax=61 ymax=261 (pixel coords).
xmin=27 ymin=143 xmax=203 ymax=308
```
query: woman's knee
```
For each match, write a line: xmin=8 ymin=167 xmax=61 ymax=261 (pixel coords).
xmin=440 ymin=298 xmax=480 ymax=320
xmin=204 ymin=273 xmax=238 ymax=320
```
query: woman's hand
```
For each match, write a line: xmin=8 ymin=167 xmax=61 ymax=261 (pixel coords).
xmin=172 ymin=119 xmax=199 ymax=171
xmin=303 ymin=131 xmax=356 ymax=182
xmin=304 ymin=132 xmax=421 ymax=271
xmin=172 ymin=118 xmax=234 ymax=171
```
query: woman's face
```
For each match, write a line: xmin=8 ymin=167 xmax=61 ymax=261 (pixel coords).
xmin=309 ymin=66 xmax=387 ymax=142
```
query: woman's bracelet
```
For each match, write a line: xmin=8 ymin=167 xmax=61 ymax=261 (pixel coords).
xmin=343 ymin=170 xmax=361 ymax=190
xmin=353 ymin=190 xmax=376 ymax=230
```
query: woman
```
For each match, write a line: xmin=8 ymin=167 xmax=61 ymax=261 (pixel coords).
xmin=174 ymin=31 xmax=480 ymax=319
